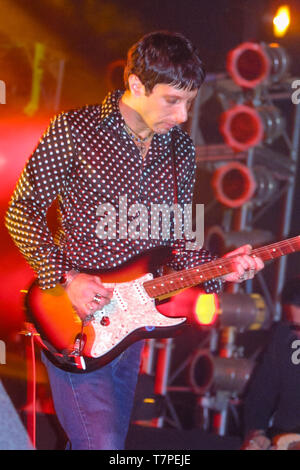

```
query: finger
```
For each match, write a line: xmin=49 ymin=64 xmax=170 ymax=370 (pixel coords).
xmin=84 ymin=298 xmax=108 ymax=315
xmin=253 ymin=256 xmax=264 ymax=271
xmin=232 ymin=262 xmax=245 ymax=279
xmin=234 ymin=255 xmax=251 ymax=273
xmin=224 ymin=244 xmax=252 ymax=258
xmin=93 ymin=285 xmax=114 ymax=301
xmin=93 ymin=276 xmax=105 ymax=287
xmin=91 ymin=277 xmax=114 ymax=299
xmin=94 ymin=295 xmax=112 ymax=306
xmin=241 ymin=254 xmax=257 ymax=271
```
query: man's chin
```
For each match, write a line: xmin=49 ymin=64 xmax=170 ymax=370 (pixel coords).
xmin=155 ymin=124 xmax=176 ymax=134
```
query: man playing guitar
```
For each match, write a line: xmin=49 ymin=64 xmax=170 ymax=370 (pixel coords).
xmin=6 ymin=31 xmax=263 ymax=450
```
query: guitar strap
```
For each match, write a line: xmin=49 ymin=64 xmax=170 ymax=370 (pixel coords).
xmin=171 ymin=131 xmax=178 ymax=205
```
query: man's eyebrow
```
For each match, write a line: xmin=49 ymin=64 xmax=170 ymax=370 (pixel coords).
xmin=162 ymin=92 xmax=196 ymax=99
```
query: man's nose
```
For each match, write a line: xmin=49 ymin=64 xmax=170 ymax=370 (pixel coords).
xmin=175 ymin=104 xmax=188 ymax=124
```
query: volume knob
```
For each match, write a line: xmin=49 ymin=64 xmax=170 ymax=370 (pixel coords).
xmin=100 ymin=316 xmax=110 ymax=326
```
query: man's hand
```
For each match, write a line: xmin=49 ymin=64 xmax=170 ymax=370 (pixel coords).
xmin=222 ymin=244 xmax=264 ymax=283
xmin=242 ymin=430 xmax=271 ymax=450
xmin=64 ymin=273 xmax=114 ymax=322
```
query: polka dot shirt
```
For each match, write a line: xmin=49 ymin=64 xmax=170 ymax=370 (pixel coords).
xmin=6 ymin=90 xmax=222 ymax=294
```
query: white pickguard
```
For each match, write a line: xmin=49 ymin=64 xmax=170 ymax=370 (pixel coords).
xmin=88 ymin=273 xmax=186 ymax=358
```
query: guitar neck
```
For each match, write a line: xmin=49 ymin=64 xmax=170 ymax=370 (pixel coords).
xmin=143 ymin=235 xmax=300 ymax=300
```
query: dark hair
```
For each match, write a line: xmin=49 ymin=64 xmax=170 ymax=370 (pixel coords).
xmin=124 ymin=31 xmax=206 ymax=94
xmin=281 ymin=276 xmax=300 ymax=306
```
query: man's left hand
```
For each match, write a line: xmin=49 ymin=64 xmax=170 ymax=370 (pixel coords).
xmin=222 ymin=244 xmax=264 ymax=283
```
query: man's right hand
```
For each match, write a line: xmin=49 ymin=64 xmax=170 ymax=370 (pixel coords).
xmin=242 ymin=430 xmax=271 ymax=450
xmin=64 ymin=273 xmax=114 ymax=322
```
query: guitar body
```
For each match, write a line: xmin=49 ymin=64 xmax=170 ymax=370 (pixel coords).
xmin=25 ymin=248 xmax=187 ymax=372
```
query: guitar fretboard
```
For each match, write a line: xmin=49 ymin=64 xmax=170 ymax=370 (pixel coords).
xmin=143 ymin=235 xmax=300 ymax=299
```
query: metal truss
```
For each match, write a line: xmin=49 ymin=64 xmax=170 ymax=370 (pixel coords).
xmin=141 ymin=75 xmax=300 ymax=434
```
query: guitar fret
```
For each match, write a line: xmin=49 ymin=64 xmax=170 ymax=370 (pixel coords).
xmin=287 ymin=240 xmax=296 ymax=253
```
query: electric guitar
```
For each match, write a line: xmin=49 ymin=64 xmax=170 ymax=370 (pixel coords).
xmin=25 ymin=236 xmax=300 ymax=372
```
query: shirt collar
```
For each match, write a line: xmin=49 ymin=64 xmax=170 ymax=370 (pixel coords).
xmin=96 ymin=89 xmax=177 ymax=145
xmin=97 ymin=90 xmax=124 ymax=131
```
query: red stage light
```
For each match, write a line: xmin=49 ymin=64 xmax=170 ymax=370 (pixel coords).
xmin=227 ymin=42 xmax=271 ymax=89
xmin=227 ymin=41 xmax=289 ymax=88
xmin=212 ymin=162 xmax=256 ymax=208
xmin=220 ymin=104 xmax=284 ymax=152
xmin=220 ymin=104 xmax=264 ymax=151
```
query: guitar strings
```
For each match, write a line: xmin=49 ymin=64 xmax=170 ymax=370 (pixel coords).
xmin=144 ymin=236 xmax=300 ymax=295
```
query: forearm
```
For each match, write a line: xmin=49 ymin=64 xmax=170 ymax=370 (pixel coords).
xmin=5 ymin=112 xmax=76 ymax=288
xmin=6 ymin=197 xmax=73 ymax=288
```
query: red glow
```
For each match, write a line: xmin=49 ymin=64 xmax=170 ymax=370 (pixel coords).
xmin=0 ymin=114 xmax=52 ymax=337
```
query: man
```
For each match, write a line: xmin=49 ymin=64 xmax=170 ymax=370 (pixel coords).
xmin=242 ymin=276 xmax=300 ymax=450
xmin=6 ymin=31 xmax=263 ymax=450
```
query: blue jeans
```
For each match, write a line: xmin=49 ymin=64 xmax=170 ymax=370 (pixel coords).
xmin=42 ymin=341 xmax=143 ymax=450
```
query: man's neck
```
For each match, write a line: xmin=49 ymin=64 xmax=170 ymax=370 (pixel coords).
xmin=119 ymin=91 xmax=153 ymax=140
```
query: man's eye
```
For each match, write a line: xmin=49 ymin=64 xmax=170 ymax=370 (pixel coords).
xmin=166 ymin=98 xmax=179 ymax=104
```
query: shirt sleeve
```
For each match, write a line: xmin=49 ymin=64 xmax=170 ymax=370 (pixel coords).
xmin=166 ymin=132 xmax=223 ymax=294
xmin=5 ymin=113 xmax=76 ymax=289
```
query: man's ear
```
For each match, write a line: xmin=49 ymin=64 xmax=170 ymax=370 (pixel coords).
xmin=127 ymin=74 xmax=145 ymax=97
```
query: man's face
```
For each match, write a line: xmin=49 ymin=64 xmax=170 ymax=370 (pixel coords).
xmin=137 ymin=83 xmax=198 ymax=134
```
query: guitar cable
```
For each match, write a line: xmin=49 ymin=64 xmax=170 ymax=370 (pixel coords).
xmin=23 ymin=325 xmax=37 ymax=449
xmin=29 ymin=333 xmax=37 ymax=449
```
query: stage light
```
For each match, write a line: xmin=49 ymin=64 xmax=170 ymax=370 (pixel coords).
xmin=273 ymin=5 xmax=291 ymax=37
xmin=189 ymin=292 xmax=267 ymax=395
xmin=211 ymin=162 xmax=256 ymax=208
xmin=218 ymin=292 xmax=268 ymax=331
xmin=194 ymin=293 xmax=219 ymax=326
xmin=212 ymin=162 xmax=279 ymax=208
xmin=205 ymin=225 xmax=273 ymax=257
xmin=189 ymin=350 xmax=255 ymax=395
xmin=162 ymin=288 xmax=267 ymax=332
xmin=227 ymin=42 xmax=289 ymax=88
xmin=220 ymin=104 xmax=285 ymax=151
xmin=157 ymin=289 xmax=220 ymax=327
